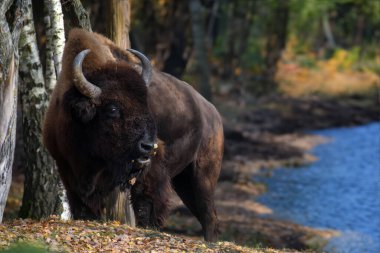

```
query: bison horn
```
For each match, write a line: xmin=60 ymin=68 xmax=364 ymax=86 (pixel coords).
xmin=73 ymin=49 xmax=102 ymax=99
xmin=127 ymin=49 xmax=152 ymax=86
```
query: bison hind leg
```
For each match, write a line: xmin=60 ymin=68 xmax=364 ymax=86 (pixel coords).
xmin=172 ymin=162 xmax=220 ymax=242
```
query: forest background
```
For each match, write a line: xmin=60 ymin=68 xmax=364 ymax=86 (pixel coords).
xmin=1 ymin=0 xmax=379 ymax=252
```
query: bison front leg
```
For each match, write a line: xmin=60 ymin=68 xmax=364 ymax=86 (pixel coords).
xmin=65 ymin=190 xmax=101 ymax=220
xmin=131 ymin=163 xmax=172 ymax=229
xmin=77 ymin=167 xmax=104 ymax=198
xmin=131 ymin=187 xmax=155 ymax=228
xmin=55 ymin=160 xmax=101 ymax=220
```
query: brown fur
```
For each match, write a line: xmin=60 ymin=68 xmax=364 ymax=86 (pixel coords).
xmin=43 ymin=29 xmax=224 ymax=242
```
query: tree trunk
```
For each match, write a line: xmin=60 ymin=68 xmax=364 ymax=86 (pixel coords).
xmin=0 ymin=0 xmax=26 ymax=223
xmin=18 ymin=0 xmax=63 ymax=219
xmin=223 ymin=1 xmax=255 ymax=83
xmin=161 ymin=2 xmax=191 ymax=78
xmin=107 ymin=0 xmax=131 ymax=49
xmin=262 ymin=0 xmax=289 ymax=93
xmin=322 ymin=13 xmax=336 ymax=49
xmin=188 ymin=0 xmax=212 ymax=101
xmin=206 ymin=0 xmax=219 ymax=49
xmin=60 ymin=0 xmax=92 ymax=33
xmin=44 ymin=0 xmax=65 ymax=92
xmin=105 ymin=0 xmax=136 ymax=227
xmin=43 ymin=3 xmax=56 ymax=94
xmin=0 ymin=55 xmax=18 ymax=223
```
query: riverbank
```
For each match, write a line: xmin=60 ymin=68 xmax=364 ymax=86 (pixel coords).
xmin=166 ymin=132 xmax=338 ymax=251
xmin=165 ymin=93 xmax=378 ymax=250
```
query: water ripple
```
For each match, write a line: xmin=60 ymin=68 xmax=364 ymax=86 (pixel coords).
xmin=257 ymin=123 xmax=380 ymax=253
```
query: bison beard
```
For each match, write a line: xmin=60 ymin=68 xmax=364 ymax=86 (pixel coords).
xmin=43 ymin=29 xmax=224 ymax=242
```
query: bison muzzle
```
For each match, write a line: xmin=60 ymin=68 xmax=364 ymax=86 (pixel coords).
xmin=43 ymin=29 xmax=224 ymax=242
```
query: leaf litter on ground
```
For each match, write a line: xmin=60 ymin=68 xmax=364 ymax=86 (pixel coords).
xmin=0 ymin=216 xmax=298 ymax=252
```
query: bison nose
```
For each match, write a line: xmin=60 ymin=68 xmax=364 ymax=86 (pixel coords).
xmin=138 ymin=140 xmax=154 ymax=155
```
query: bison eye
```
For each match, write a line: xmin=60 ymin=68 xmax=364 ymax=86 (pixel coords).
xmin=105 ymin=104 xmax=121 ymax=119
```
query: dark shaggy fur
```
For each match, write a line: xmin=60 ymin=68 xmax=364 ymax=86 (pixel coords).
xmin=43 ymin=29 xmax=224 ymax=242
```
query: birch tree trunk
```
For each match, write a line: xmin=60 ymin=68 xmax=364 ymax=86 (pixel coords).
xmin=44 ymin=3 xmax=56 ymax=94
xmin=58 ymin=0 xmax=92 ymax=220
xmin=18 ymin=0 xmax=63 ymax=219
xmin=0 ymin=0 xmax=26 ymax=223
xmin=188 ymin=0 xmax=212 ymax=101
xmin=105 ymin=0 xmax=136 ymax=227
xmin=44 ymin=0 xmax=65 ymax=91
xmin=45 ymin=0 xmax=71 ymax=220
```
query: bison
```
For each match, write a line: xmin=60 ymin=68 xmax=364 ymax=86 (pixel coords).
xmin=43 ymin=29 xmax=224 ymax=242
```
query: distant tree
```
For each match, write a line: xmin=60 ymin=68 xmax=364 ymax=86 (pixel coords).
xmin=0 ymin=0 xmax=26 ymax=223
xmin=131 ymin=1 xmax=191 ymax=78
xmin=225 ymin=1 xmax=256 ymax=76
xmin=262 ymin=0 xmax=289 ymax=93
xmin=188 ymin=0 xmax=212 ymax=101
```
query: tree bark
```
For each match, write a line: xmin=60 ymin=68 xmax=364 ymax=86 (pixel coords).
xmin=60 ymin=0 xmax=92 ymax=33
xmin=189 ymin=0 xmax=212 ymax=101
xmin=105 ymin=0 xmax=135 ymax=227
xmin=107 ymin=0 xmax=131 ymax=49
xmin=0 ymin=55 xmax=18 ymax=223
xmin=18 ymin=0 xmax=63 ymax=219
xmin=0 ymin=0 xmax=26 ymax=223
xmin=43 ymin=2 xmax=56 ymax=94
xmin=44 ymin=0 xmax=65 ymax=88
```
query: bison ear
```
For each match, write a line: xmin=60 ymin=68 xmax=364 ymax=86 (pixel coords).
xmin=64 ymin=88 xmax=97 ymax=123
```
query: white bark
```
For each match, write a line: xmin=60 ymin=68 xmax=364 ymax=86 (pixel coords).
xmin=43 ymin=0 xmax=71 ymax=219
xmin=0 ymin=0 xmax=25 ymax=223
xmin=18 ymin=0 xmax=65 ymax=219
xmin=0 ymin=56 xmax=18 ymax=223
xmin=44 ymin=0 xmax=65 ymax=92
xmin=44 ymin=13 xmax=56 ymax=93
xmin=59 ymin=182 xmax=71 ymax=220
xmin=44 ymin=0 xmax=65 ymax=77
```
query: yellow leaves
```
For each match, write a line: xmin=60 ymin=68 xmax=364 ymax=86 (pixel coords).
xmin=277 ymin=36 xmax=379 ymax=97
xmin=276 ymin=49 xmax=379 ymax=97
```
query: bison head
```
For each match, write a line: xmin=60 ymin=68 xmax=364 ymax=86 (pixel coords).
xmin=64 ymin=49 xmax=157 ymax=190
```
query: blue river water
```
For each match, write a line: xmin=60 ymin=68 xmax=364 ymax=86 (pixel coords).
xmin=257 ymin=123 xmax=380 ymax=253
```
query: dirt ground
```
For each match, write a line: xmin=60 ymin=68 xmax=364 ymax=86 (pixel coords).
xmin=5 ymin=94 xmax=379 ymax=252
